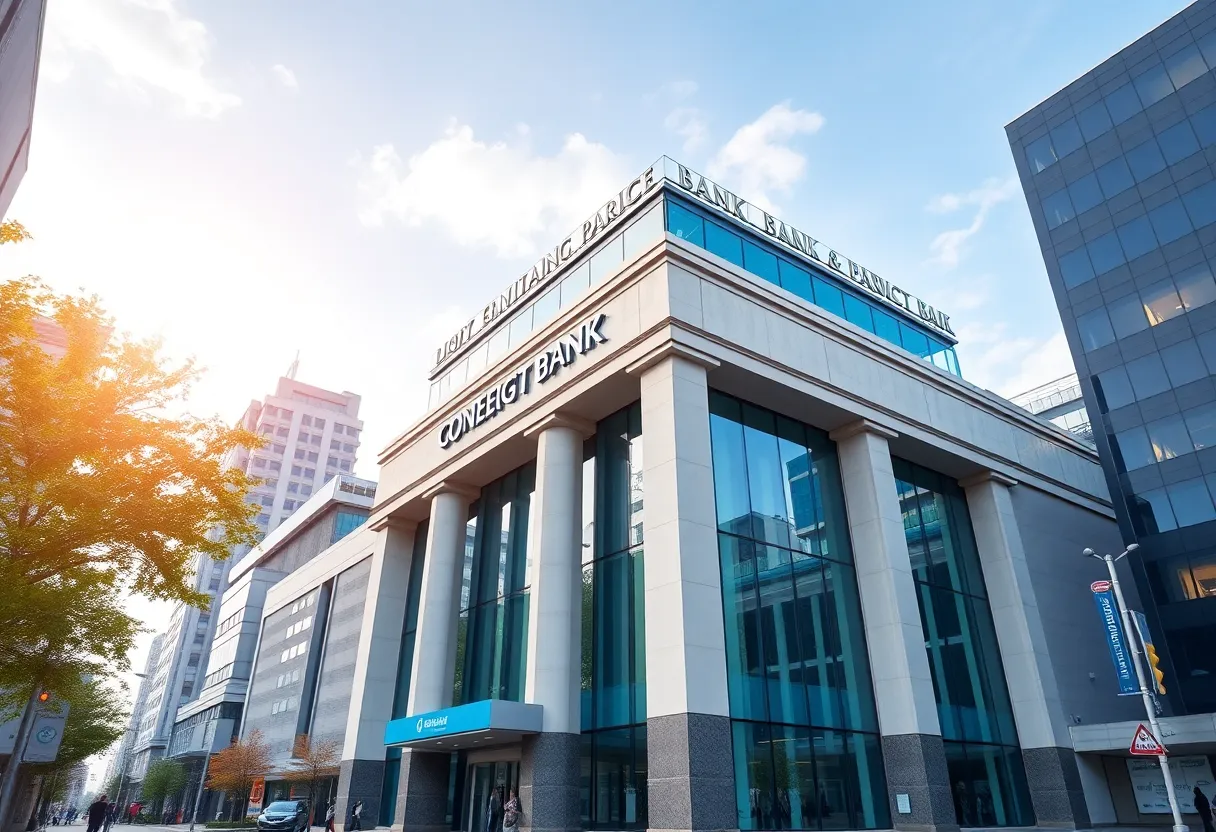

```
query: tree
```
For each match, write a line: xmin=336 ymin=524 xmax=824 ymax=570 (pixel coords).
xmin=0 ymin=220 xmax=30 ymax=245
xmin=0 ymin=274 xmax=262 ymax=712
xmin=29 ymin=676 xmax=126 ymax=780
xmin=141 ymin=759 xmax=187 ymax=816
xmin=283 ymin=734 xmax=340 ymax=824
xmin=207 ymin=730 xmax=272 ymax=821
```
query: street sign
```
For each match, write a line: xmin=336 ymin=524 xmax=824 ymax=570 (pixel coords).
xmin=1131 ymin=723 xmax=1166 ymax=756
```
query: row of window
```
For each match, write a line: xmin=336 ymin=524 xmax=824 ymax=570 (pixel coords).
xmin=216 ymin=611 xmax=241 ymax=636
xmin=1044 ymin=105 xmax=1216 ymax=237
xmin=276 ymin=668 xmax=302 ymax=688
xmin=290 ymin=593 xmax=316 ymax=615
xmin=286 ymin=480 xmax=313 ymax=496
xmin=279 ymin=641 xmax=308 ymax=663
xmin=203 ymin=663 xmax=233 ymax=689
xmin=292 ymin=449 xmax=320 ymax=462
xmin=253 ymin=457 xmax=284 ymax=472
xmin=1130 ymin=473 xmax=1216 ymax=534
xmin=1027 ymin=33 xmax=1216 ymax=174
xmin=1095 ymin=329 xmax=1216 ymax=410
xmin=1074 ymin=261 xmax=1216 ymax=351
xmin=1060 ymin=184 xmax=1216 ymax=294
xmin=1114 ymin=400 xmax=1216 ymax=469
xmin=330 ymin=439 xmax=357 ymax=453
xmin=666 ymin=199 xmax=962 ymax=377
xmin=270 ymin=696 xmax=297 ymax=715
xmin=262 ymin=405 xmax=294 ymax=420
xmin=286 ymin=616 xmax=312 ymax=639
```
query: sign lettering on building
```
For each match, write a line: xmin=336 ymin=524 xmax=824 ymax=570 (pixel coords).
xmin=438 ymin=314 xmax=607 ymax=448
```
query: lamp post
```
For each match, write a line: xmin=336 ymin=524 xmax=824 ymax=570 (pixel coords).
xmin=1085 ymin=544 xmax=1187 ymax=832
xmin=187 ymin=721 xmax=218 ymax=832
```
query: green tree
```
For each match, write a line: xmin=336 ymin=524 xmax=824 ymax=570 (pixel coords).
xmin=29 ymin=676 xmax=126 ymax=780
xmin=141 ymin=759 xmax=188 ymax=816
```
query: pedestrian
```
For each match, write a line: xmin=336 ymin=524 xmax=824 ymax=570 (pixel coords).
xmin=502 ymin=790 xmax=521 ymax=832
xmin=1196 ymin=786 xmax=1215 ymax=832
xmin=325 ymin=802 xmax=335 ymax=832
xmin=486 ymin=788 xmax=501 ymax=832
xmin=348 ymin=801 xmax=363 ymax=832
xmin=85 ymin=795 xmax=108 ymax=832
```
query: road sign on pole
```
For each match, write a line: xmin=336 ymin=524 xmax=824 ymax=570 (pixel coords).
xmin=1131 ymin=723 xmax=1166 ymax=756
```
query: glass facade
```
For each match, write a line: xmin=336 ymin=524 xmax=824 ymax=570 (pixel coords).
xmin=579 ymin=404 xmax=648 ymax=830
xmin=708 ymin=391 xmax=889 ymax=831
xmin=453 ymin=465 xmax=535 ymax=705
xmin=1009 ymin=0 xmax=1216 ymax=715
xmin=892 ymin=459 xmax=1033 ymax=827
xmin=666 ymin=197 xmax=961 ymax=378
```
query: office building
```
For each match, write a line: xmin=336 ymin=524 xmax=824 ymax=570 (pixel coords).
xmin=0 ymin=0 xmax=47 ymax=219
xmin=298 ymin=158 xmax=1145 ymax=832
xmin=103 ymin=635 xmax=164 ymax=805
xmin=1009 ymin=373 xmax=1095 ymax=445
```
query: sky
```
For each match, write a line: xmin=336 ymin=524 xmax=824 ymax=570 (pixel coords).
xmin=3 ymin=0 xmax=1194 ymax=775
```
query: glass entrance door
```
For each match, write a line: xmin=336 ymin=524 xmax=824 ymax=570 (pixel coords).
xmin=465 ymin=761 xmax=519 ymax=832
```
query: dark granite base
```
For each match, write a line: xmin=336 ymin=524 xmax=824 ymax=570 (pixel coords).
xmin=395 ymin=749 xmax=451 ymax=832
xmin=647 ymin=713 xmax=736 ymax=831
xmin=1022 ymin=746 xmax=1089 ymax=829
xmin=520 ymin=732 xmax=581 ymax=832
xmin=882 ymin=733 xmax=959 ymax=832
xmin=335 ymin=758 xmax=385 ymax=832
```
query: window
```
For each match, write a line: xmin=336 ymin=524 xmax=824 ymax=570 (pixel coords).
xmin=291 ymin=465 xmax=302 ymax=476
xmin=273 ymin=443 xmax=285 ymax=455
xmin=1025 ymin=134 xmax=1057 ymax=173
xmin=1134 ymin=63 xmax=1175 ymax=107
xmin=667 ymin=201 xmax=705 ymax=245
xmin=268 ymin=461 xmax=281 ymax=473
xmin=279 ymin=409 xmax=294 ymax=419
xmin=1117 ymin=215 xmax=1158 ymax=260
xmin=257 ymin=514 xmax=269 ymax=526
xmin=339 ymin=460 xmax=351 ymax=472
xmin=1042 ymin=189 xmax=1075 ymax=229
xmin=1134 ymin=488 xmax=1178 ymax=534
xmin=1149 ymin=199 xmax=1194 ymax=244
xmin=260 ymin=424 xmax=274 ymax=435
xmin=301 ymin=485 xmax=312 ymax=496
xmin=1088 ymin=231 xmax=1126 ymax=276
xmin=327 ymin=455 xmax=338 ymax=467
xmin=307 ymin=452 xmax=318 ymax=463
xmin=343 ymin=443 xmax=355 ymax=453
xmin=1050 ymin=118 xmax=1084 ymax=159
xmin=311 ymin=434 xmax=321 ymax=446
xmin=1162 ymin=341 xmax=1208 ymax=387
xmin=1147 ymin=415 xmax=1192 ymax=462
xmin=1126 ymin=140 xmax=1167 ymax=182
xmin=1126 ymin=353 xmax=1172 ymax=400
xmin=1076 ymin=308 xmax=1115 ymax=351
xmin=333 ymin=509 xmax=367 ymax=543
xmin=283 ymin=499 xmax=296 ymax=511
xmin=276 ymin=426 xmax=289 ymax=438
xmin=1194 ymin=104 xmax=1216 ymax=147
xmin=843 ymin=292 xmax=874 ymax=331
xmin=1158 ymin=121 xmax=1201 ymax=164
xmin=813 ymin=276 xmax=845 ymax=317
xmin=1185 ymin=402 xmax=1216 ymax=450
xmin=1097 ymin=367 xmax=1136 ymax=411
xmin=294 ymin=449 xmax=305 ymax=460
xmin=263 ymin=406 xmax=277 ymax=417
xmin=1142 ymin=279 xmax=1185 ymax=325
xmin=1106 ymin=83 xmax=1142 ymax=124
xmin=260 ymin=495 xmax=274 ymax=507
xmin=1058 ymin=247 xmax=1095 ymax=288
xmin=1069 ymin=173 xmax=1104 ymax=215
xmin=1166 ymin=44 xmax=1208 ymax=90
xmin=742 ymin=240 xmax=779 ymax=283
xmin=331 ymin=439 xmax=341 ymax=449
xmin=1183 ymin=180 xmax=1216 ymax=229
xmin=705 ymin=221 xmax=743 ymax=266
xmin=1097 ymin=157 xmax=1135 ymax=198
xmin=304 ymin=467 xmax=315 ymax=478
xmin=1077 ymin=100 xmax=1113 ymax=141
xmin=314 ymin=418 xmax=325 ymax=429
xmin=1169 ymin=479 xmax=1216 ymax=526
xmin=1115 ymin=427 xmax=1157 ymax=470
xmin=301 ymin=415 xmax=312 ymax=427
xmin=252 ymin=457 xmax=266 ymax=469
xmin=1176 ymin=262 xmax=1216 ymax=311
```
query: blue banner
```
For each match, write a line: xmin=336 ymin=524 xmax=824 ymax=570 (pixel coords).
xmin=1092 ymin=581 xmax=1138 ymax=695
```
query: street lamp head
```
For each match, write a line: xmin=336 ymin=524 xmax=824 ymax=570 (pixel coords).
xmin=1083 ymin=547 xmax=1096 ymax=557
xmin=1127 ymin=543 xmax=1140 ymax=552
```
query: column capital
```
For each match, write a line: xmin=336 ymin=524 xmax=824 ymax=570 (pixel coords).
xmin=828 ymin=418 xmax=899 ymax=442
xmin=367 ymin=514 xmax=418 ymax=533
xmin=522 ymin=412 xmax=596 ymax=440
xmin=420 ymin=480 xmax=480 ymax=502
xmin=959 ymin=470 xmax=1018 ymax=490
xmin=624 ymin=339 xmax=720 ymax=377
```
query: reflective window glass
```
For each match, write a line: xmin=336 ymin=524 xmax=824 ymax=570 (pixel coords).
xmin=1185 ymin=402 xmax=1216 ymax=450
xmin=844 ymin=293 xmax=874 ymax=332
xmin=1193 ymin=104 xmax=1216 ymax=147
xmin=742 ymin=240 xmax=779 ymax=285
xmin=705 ymin=221 xmax=743 ymax=267
xmin=1025 ymin=135 xmax=1056 ymax=173
xmin=899 ymin=323 xmax=931 ymax=358
xmin=1147 ymin=414 xmax=1192 ymax=462
xmin=1159 ymin=120 xmax=1201 ymax=164
xmin=1042 ymin=188 xmax=1075 ymax=229
xmin=1069 ymin=173 xmax=1105 ymax=214
xmin=1149 ymin=199 xmax=1194 ymax=244
xmin=1127 ymin=140 xmax=1167 ymax=182
xmin=1162 ymin=340 xmax=1209 ymax=387
xmin=813 ymin=276 xmax=845 ymax=318
xmin=590 ymin=234 xmax=624 ymax=284
xmin=666 ymin=201 xmax=704 ymax=246
xmin=1050 ymin=118 xmax=1084 ymax=159
xmin=777 ymin=259 xmax=813 ymax=304
xmin=622 ymin=201 xmax=663 ymax=261
xmin=531 ymin=286 xmax=559 ymax=330
xmin=1169 ymin=478 xmax=1216 ymax=526
xmin=1133 ymin=63 xmax=1175 ymax=107
xmin=1199 ymin=29 xmax=1216 ymax=68
xmin=1167 ymin=44 xmax=1209 ymax=89
xmin=1108 ymin=292 xmax=1150 ymax=338
xmin=1088 ymin=231 xmax=1126 ymax=275
xmin=1077 ymin=307 xmax=1115 ymax=351
xmin=1058 ymin=246 xmax=1095 ymax=288
xmin=1135 ymin=488 xmax=1179 ymax=533
xmin=1077 ymin=100 xmax=1113 ymax=141
xmin=559 ymin=262 xmax=590 ymax=309
xmin=872 ymin=308 xmax=901 ymax=345
xmin=1177 ymin=262 xmax=1216 ymax=311
xmin=1142 ymin=279 xmax=1185 ymax=324
xmin=1116 ymin=426 xmax=1157 ymax=470
xmin=507 ymin=305 xmax=534 ymax=349
xmin=1106 ymin=83 xmax=1143 ymax=124
xmin=1097 ymin=366 xmax=1136 ymax=410
xmin=1183 ymin=180 xmax=1216 ymax=228
xmin=1199 ymin=331 xmax=1216 ymax=373
xmin=1096 ymin=157 xmax=1135 ymax=198
xmin=1117 ymin=215 xmax=1159 ymax=260
xmin=1126 ymin=353 xmax=1172 ymax=399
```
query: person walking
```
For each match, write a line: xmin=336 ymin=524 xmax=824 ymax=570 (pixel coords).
xmin=325 ymin=802 xmax=335 ymax=832
xmin=85 ymin=795 xmax=108 ymax=832
xmin=348 ymin=801 xmax=363 ymax=832
xmin=502 ymin=790 xmax=521 ymax=832
xmin=1195 ymin=786 xmax=1215 ymax=832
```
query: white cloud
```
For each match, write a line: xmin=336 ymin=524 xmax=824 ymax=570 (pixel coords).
xmin=924 ymin=176 xmax=1020 ymax=268
xmin=271 ymin=63 xmax=298 ymax=89
xmin=354 ymin=121 xmax=632 ymax=258
xmin=708 ymin=102 xmax=825 ymax=212
xmin=44 ymin=0 xmax=239 ymax=118
xmin=665 ymin=107 xmax=708 ymax=153
xmin=645 ymin=79 xmax=698 ymax=103
xmin=955 ymin=325 xmax=1076 ymax=398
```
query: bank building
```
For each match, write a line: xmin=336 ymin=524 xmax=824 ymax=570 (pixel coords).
xmin=233 ymin=158 xmax=1150 ymax=832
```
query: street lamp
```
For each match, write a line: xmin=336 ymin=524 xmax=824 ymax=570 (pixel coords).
xmin=1084 ymin=544 xmax=1187 ymax=832
xmin=187 ymin=721 xmax=217 ymax=832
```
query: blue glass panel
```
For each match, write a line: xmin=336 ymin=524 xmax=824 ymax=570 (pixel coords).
xmin=718 ymin=534 xmax=769 ymax=721
xmin=1041 ymin=188 xmax=1075 ymax=228
xmin=666 ymin=200 xmax=704 ymax=246
xmin=1199 ymin=29 xmax=1216 ymax=68
xmin=1133 ymin=62 xmax=1175 ymax=107
xmin=1049 ymin=118 xmax=1084 ymax=159
xmin=1087 ymin=231 xmax=1125 ymax=275
xmin=1116 ymin=427 xmax=1156 ymax=471
xmin=813 ymin=276 xmax=846 ymax=318
xmin=1105 ymin=83 xmax=1143 ymax=124
xmin=1126 ymin=139 xmax=1167 ymax=181
xmin=1159 ymin=120 xmax=1201 ymax=164
xmin=1025 ymin=134 xmax=1056 ymax=173
xmin=1163 ymin=340 xmax=1208 ymax=387
xmin=843 ymin=293 xmax=874 ymax=332
xmin=1068 ymin=173 xmax=1104 ymax=214
xmin=1183 ymin=180 xmax=1216 ymax=228
xmin=1077 ymin=100 xmax=1113 ymax=141
xmin=1168 ymin=479 xmax=1216 ymax=527
xmin=872 ymin=308 xmax=901 ymax=345
xmin=1186 ymin=402 xmax=1216 ymax=450
xmin=710 ymin=392 xmax=750 ymax=534
xmin=1166 ymin=44 xmax=1208 ymax=90
xmin=1176 ymin=261 xmax=1216 ymax=311
xmin=1193 ymin=104 xmax=1216 ymax=147
xmin=899 ymin=323 xmax=931 ymax=358
xmin=1116 ymin=215 xmax=1158 ymax=260
xmin=1096 ymin=157 xmax=1135 ymax=197
xmin=1058 ymin=246 xmax=1095 ymax=288
xmin=1127 ymin=353 xmax=1171 ymax=399
xmin=1146 ymin=414 xmax=1192 ymax=462
xmin=1096 ymin=367 xmax=1135 ymax=411
xmin=1076 ymin=308 xmax=1115 ymax=351
xmin=705 ymin=221 xmax=743 ymax=266
xmin=1149 ymin=199 xmax=1194 ymax=244
xmin=1135 ymin=488 xmax=1178 ymax=534
xmin=742 ymin=240 xmax=779 ymax=286
xmin=777 ymin=259 xmax=813 ymax=303
xmin=946 ymin=348 xmax=960 ymax=376
xmin=741 ymin=403 xmax=793 ymax=549
xmin=1108 ymin=293 xmax=1149 ymax=338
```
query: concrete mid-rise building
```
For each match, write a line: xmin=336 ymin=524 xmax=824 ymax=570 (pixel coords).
xmin=0 ymin=0 xmax=47 ymax=219
xmin=1009 ymin=373 xmax=1095 ymax=446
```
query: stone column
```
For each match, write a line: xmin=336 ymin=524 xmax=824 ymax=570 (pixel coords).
xmin=828 ymin=420 xmax=957 ymax=832
xmin=961 ymin=472 xmax=1089 ymax=828
xmin=335 ymin=519 xmax=416 ymax=832
xmin=520 ymin=414 xmax=592 ymax=832
xmin=395 ymin=482 xmax=478 ymax=832
xmin=628 ymin=344 xmax=736 ymax=832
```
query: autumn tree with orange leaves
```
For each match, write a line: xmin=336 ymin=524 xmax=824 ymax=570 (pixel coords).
xmin=283 ymin=734 xmax=341 ymax=823
xmin=207 ymin=730 xmax=273 ymax=820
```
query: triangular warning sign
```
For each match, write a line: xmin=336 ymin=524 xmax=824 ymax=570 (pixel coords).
xmin=1130 ymin=723 xmax=1166 ymax=756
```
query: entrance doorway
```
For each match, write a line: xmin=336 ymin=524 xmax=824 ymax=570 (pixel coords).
xmin=465 ymin=761 xmax=519 ymax=832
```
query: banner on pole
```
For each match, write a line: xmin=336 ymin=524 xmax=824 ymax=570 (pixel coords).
xmin=1091 ymin=580 xmax=1138 ymax=695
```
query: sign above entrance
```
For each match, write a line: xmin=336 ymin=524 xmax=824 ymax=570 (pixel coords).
xmin=384 ymin=700 xmax=543 ymax=748
xmin=1130 ymin=724 xmax=1166 ymax=756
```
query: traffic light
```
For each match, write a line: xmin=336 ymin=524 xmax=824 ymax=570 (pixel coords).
xmin=1146 ymin=642 xmax=1167 ymax=695
xmin=37 ymin=690 xmax=49 ymax=703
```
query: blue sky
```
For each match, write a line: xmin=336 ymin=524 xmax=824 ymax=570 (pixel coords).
xmin=3 ymin=0 xmax=1194 ymax=718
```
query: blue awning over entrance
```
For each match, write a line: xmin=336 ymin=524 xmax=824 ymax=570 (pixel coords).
xmin=384 ymin=700 xmax=543 ymax=751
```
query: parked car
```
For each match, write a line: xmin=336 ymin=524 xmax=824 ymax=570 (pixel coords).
xmin=257 ymin=801 xmax=310 ymax=832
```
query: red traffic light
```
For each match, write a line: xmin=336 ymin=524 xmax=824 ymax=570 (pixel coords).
xmin=37 ymin=691 xmax=49 ymax=703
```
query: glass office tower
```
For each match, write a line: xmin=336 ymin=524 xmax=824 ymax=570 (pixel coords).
xmin=1008 ymin=0 xmax=1216 ymax=714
